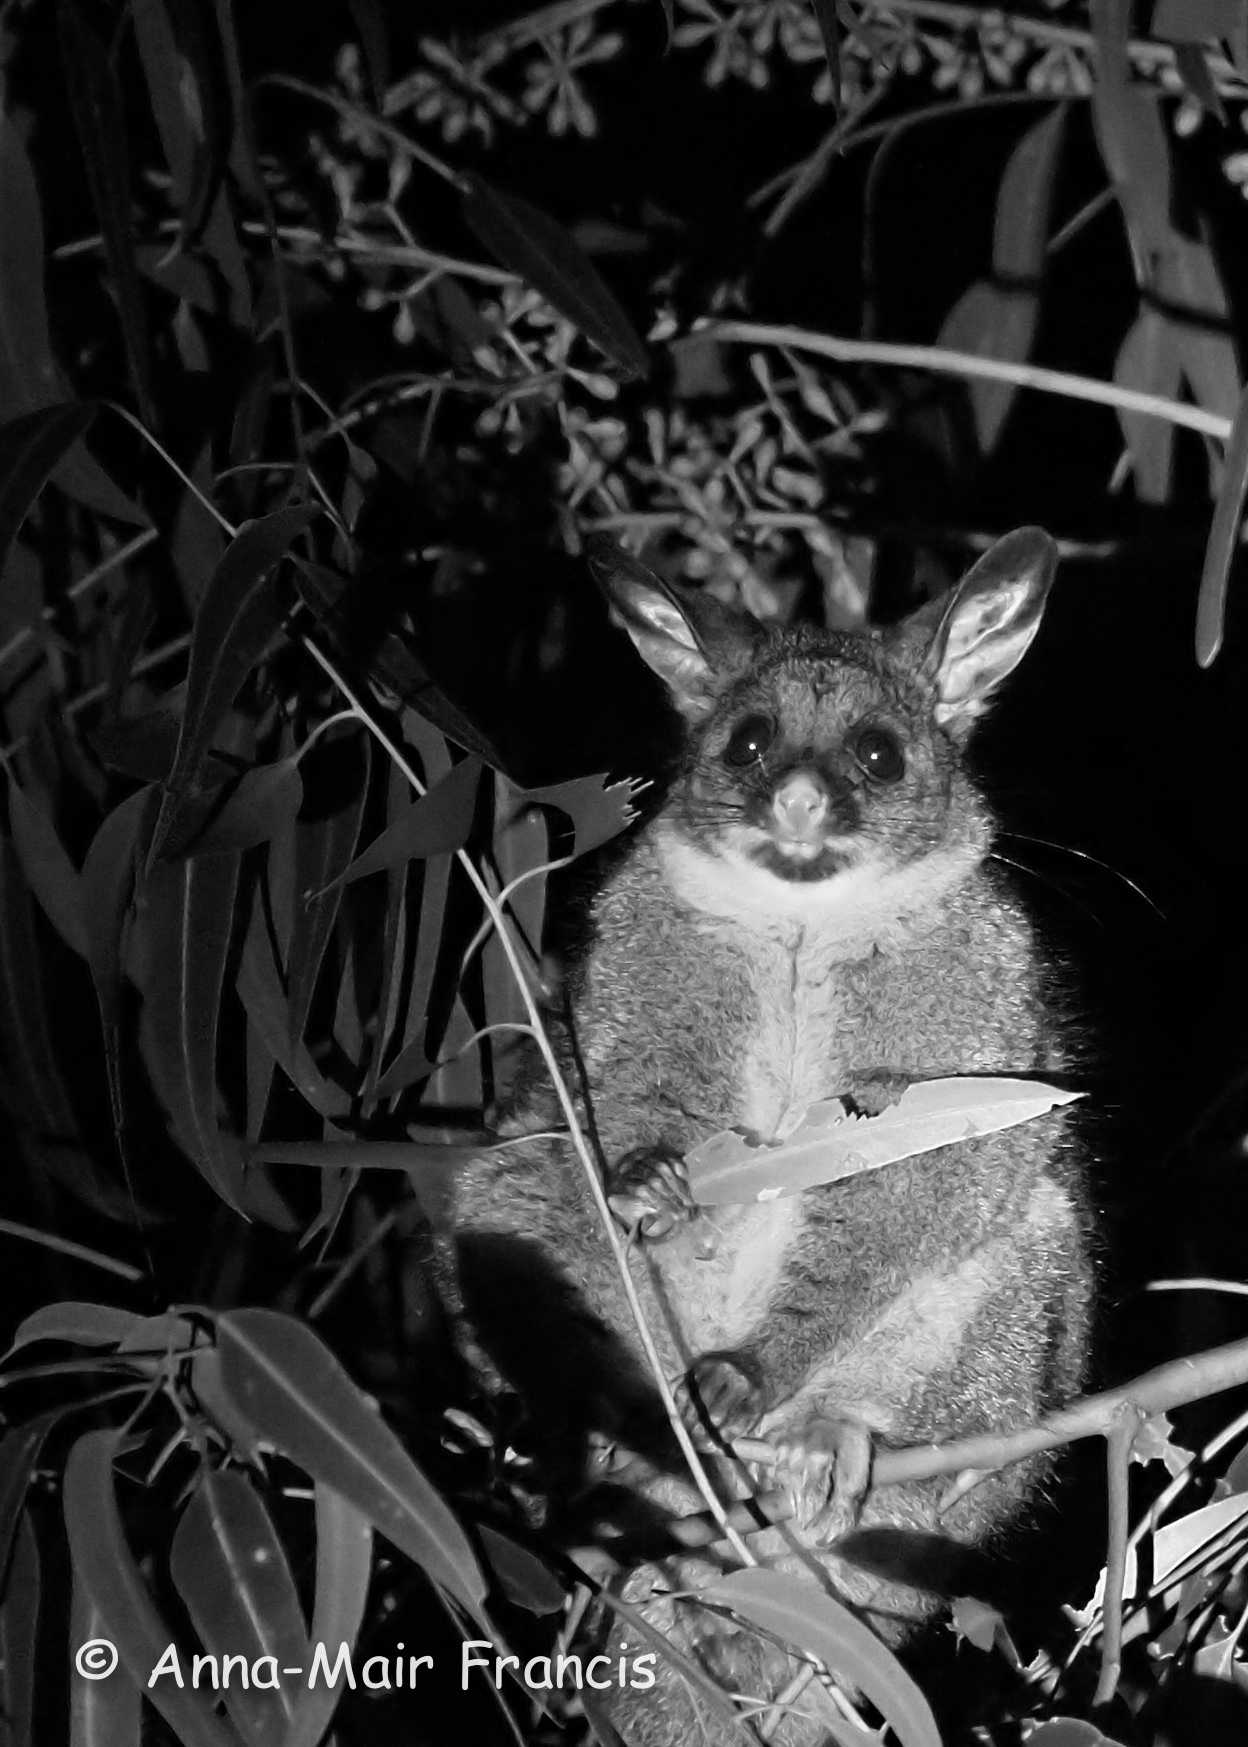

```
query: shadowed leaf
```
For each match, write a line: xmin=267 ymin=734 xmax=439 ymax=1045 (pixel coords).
xmin=71 ymin=1575 xmax=142 ymax=1747
xmin=1197 ymin=379 xmax=1248 ymax=666
xmin=0 ymin=114 xmax=144 ymax=525
xmin=0 ymin=1413 xmax=60 ymax=1591
xmin=63 ymin=1429 xmax=238 ymax=1747
xmin=183 ymin=760 xmax=304 ymax=859
xmin=56 ymin=0 xmax=155 ymax=423
xmin=284 ymin=1485 xmax=371 ymax=1747
xmin=237 ymin=887 xmax=351 ymax=1120
xmin=704 ymin=1568 xmax=940 ymax=1747
xmin=6 ymin=773 xmax=88 ymax=957
xmin=171 ymin=1468 xmax=307 ymax=1747
xmin=216 ymin=1309 xmax=486 ymax=1616
xmin=332 ymin=757 xmax=481 ymax=888
xmin=461 ymin=174 xmax=647 ymax=378
xmin=0 ymin=835 xmax=82 ymax=1144
xmin=478 ymin=1527 xmax=564 ymax=1615
xmin=134 ymin=853 xmax=246 ymax=1209
xmin=80 ymin=785 xmax=158 ymax=1136
xmin=0 ymin=1513 xmax=39 ymax=1747
xmin=280 ymin=736 xmax=370 ymax=1046
xmin=152 ymin=506 xmax=316 ymax=860
xmin=0 ymin=403 xmax=96 ymax=584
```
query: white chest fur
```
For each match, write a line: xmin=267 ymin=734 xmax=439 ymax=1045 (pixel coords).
xmin=645 ymin=827 xmax=981 ymax=1357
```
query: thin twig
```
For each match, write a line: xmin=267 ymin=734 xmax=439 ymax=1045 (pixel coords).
xmin=0 ymin=1218 xmax=143 ymax=1282
xmin=705 ymin=321 xmax=1233 ymax=440
xmin=1095 ymin=1405 xmax=1141 ymax=1707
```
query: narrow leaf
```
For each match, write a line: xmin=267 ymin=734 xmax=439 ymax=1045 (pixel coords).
xmin=1090 ymin=0 xmax=1173 ymax=273
xmin=6 ymin=775 xmax=88 ymax=957
xmin=171 ymin=1468 xmax=307 ymax=1747
xmin=1153 ymin=0 xmax=1242 ymax=41
xmin=236 ymin=890 xmax=351 ymax=1120
xmin=56 ymin=0 xmax=155 ymax=422
xmin=63 ymin=1428 xmax=239 ymax=1747
xmin=1173 ymin=42 xmax=1227 ymax=123
xmin=1160 ymin=234 xmax=1241 ymax=423
xmin=0 ymin=403 xmax=95 ymax=581
xmin=8 ymin=1302 xmax=140 ymax=1356
xmin=461 ymin=174 xmax=647 ymax=378
xmin=0 ymin=835 xmax=82 ymax=1141
xmin=284 ymin=1484 xmax=371 ymax=1747
xmin=71 ymin=1576 xmax=142 ymax=1747
xmin=0 ymin=115 xmax=144 ymax=525
xmin=152 ymin=506 xmax=316 ymax=860
xmin=280 ymin=736 xmax=370 ymax=1044
xmin=685 ymin=1077 xmax=1081 ymax=1205
xmin=1196 ymin=378 xmax=1248 ymax=666
xmin=183 ymin=760 xmax=304 ymax=859
xmin=810 ymin=0 xmax=841 ymax=111
xmin=80 ymin=785 xmax=158 ymax=1136
xmin=0 ymin=1513 xmax=40 ymax=1747
xmin=936 ymin=108 xmax=1065 ymax=451
xmin=0 ymin=1413 xmax=59 ymax=1590
xmin=332 ymin=757 xmax=480 ymax=889
xmin=1113 ymin=312 xmax=1180 ymax=503
xmin=478 ymin=1527 xmax=564 ymax=1615
xmin=704 ymin=1568 xmax=940 ymax=1747
xmin=134 ymin=853 xmax=246 ymax=1208
xmin=215 ymin=1309 xmax=486 ymax=1615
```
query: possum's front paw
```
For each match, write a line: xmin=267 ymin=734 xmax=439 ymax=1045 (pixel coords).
xmin=766 ymin=1415 xmax=873 ymax=1547
xmin=684 ymin=1351 xmax=765 ymax=1441
xmin=842 ymin=1072 xmax=912 ymax=1120
xmin=607 ymin=1149 xmax=700 ymax=1243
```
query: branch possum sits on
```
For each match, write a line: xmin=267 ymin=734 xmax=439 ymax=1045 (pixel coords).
xmin=438 ymin=528 xmax=1094 ymax=1744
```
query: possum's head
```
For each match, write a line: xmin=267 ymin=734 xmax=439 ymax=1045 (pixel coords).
xmin=589 ymin=530 xmax=1058 ymax=924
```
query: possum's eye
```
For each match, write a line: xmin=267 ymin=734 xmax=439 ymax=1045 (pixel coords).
xmin=851 ymin=726 xmax=905 ymax=784
xmin=724 ymin=713 xmax=776 ymax=767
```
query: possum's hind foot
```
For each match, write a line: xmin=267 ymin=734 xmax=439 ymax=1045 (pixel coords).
xmin=765 ymin=1412 xmax=874 ymax=1548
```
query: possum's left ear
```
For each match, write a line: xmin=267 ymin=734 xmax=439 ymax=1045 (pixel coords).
xmin=894 ymin=527 xmax=1058 ymax=738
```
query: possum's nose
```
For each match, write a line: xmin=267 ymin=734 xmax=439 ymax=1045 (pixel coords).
xmin=771 ymin=771 xmax=829 ymax=843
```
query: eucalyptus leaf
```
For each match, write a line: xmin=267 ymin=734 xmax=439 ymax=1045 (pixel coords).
xmin=685 ymin=1077 xmax=1081 ymax=1205
xmin=216 ymin=1309 xmax=487 ymax=1617
xmin=704 ymin=1568 xmax=940 ymax=1747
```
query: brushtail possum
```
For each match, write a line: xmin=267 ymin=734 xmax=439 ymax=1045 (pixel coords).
xmin=440 ymin=528 xmax=1094 ymax=1745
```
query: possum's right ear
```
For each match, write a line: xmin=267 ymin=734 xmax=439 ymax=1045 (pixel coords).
xmin=587 ymin=538 xmax=760 ymax=720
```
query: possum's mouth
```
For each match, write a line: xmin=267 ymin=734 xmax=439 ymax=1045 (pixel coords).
xmin=751 ymin=833 xmax=855 ymax=882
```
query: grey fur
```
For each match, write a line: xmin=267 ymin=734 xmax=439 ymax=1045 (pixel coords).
xmin=437 ymin=530 xmax=1095 ymax=1745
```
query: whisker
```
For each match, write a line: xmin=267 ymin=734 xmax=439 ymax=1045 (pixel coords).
xmin=998 ymin=831 xmax=1165 ymax=920
xmin=989 ymin=851 xmax=1106 ymax=932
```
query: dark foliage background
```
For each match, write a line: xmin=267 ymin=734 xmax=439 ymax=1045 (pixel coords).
xmin=3 ymin=1 xmax=1248 ymax=1743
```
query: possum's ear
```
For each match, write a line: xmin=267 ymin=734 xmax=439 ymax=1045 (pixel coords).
xmin=587 ymin=538 xmax=761 ymax=720
xmin=899 ymin=527 xmax=1058 ymax=738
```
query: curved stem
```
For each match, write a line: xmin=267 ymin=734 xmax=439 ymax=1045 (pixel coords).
xmin=705 ymin=321 xmax=1232 ymax=440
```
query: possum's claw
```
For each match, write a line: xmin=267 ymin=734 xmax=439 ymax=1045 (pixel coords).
xmin=765 ymin=1415 xmax=873 ymax=1547
xmin=608 ymin=1150 xmax=703 ymax=1244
